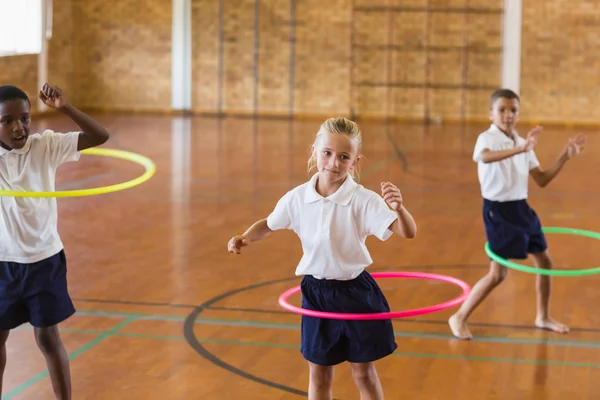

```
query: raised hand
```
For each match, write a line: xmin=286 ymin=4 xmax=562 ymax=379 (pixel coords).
xmin=381 ymin=182 xmax=403 ymax=211
xmin=523 ymin=125 xmax=542 ymax=151
xmin=38 ymin=83 xmax=68 ymax=109
xmin=564 ymin=134 xmax=587 ymax=159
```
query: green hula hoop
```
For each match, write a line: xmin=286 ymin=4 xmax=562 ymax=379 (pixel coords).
xmin=484 ymin=226 xmax=600 ymax=276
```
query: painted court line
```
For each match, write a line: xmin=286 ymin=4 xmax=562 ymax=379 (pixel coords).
xmin=12 ymin=325 xmax=600 ymax=374
xmin=1 ymin=318 xmax=135 ymax=400
xmin=10 ymin=304 xmax=599 ymax=399
xmin=74 ymin=309 xmax=600 ymax=350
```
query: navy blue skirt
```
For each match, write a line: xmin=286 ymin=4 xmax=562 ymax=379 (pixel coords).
xmin=300 ymin=271 xmax=397 ymax=366
xmin=0 ymin=250 xmax=75 ymax=330
xmin=483 ymin=198 xmax=547 ymax=260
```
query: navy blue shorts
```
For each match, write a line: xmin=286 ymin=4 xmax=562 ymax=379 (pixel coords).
xmin=300 ymin=271 xmax=397 ymax=366
xmin=0 ymin=250 xmax=75 ymax=330
xmin=483 ymin=199 xmax=547 ymax=260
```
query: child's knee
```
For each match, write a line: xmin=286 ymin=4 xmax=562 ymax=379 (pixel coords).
xmin=308 ymin=362 xmax=334 ymax=388
xmin=533 ymin=251 xmax=553 ymax=269
xmin=489 ymin=262 xmax=508 ymax=284
xmin=34 ymin=326 xmax=63 ymax=354
xmin=350 ymin=362 xmax=379 ymax=386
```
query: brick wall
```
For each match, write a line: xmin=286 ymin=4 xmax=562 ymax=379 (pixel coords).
xmin=1 ymin=0 xmax=599 ymax=124
xmin=521 ymin=0 xmax=600 ymax=125
xmin=0 ymin=55 xmax=38 ymax=111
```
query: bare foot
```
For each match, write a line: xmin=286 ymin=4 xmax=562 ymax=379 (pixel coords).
xmin=449 ymin=314 xmax=473 ymax=340
xmin=535 ymin=317 xmax=570 ymax=334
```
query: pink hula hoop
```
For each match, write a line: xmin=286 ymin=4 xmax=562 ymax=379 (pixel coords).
xmin=278 ymin=271 xmax=471 ymax=320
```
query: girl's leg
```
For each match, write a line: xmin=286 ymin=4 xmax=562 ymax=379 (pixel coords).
xmin=350 ymin=362 xmax=383 ymax=400
xmin=449 ymin=261 xmax=508 ymax=339
xmin=308 ymin=361 xmax=334 ymax=400
xmin=531 ymin=250 xmax=569 ymax=333
xmin=0 ymin=330 xmax=9 ymax=396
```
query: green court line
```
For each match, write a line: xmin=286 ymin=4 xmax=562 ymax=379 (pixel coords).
xmin=7 ymin=304 xmax=600 ymax=396
xmin=359 ymin=143 xmax=416 ymax=180
xmin=73 ymin=309 xmax=600 ymax=350
xmin=2 ymin=318 xmax=134 ymax=400
xmin=32 ymin=327 xmax=600 ymax=370
xmin=359 ymin=154 xmax=397 ymax=179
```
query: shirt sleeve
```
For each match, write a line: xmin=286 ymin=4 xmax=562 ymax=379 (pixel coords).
xmin=528 ymin=150 xmax=540 ymax=170
xmin=43 ymin=130 xmax=81 ymax=166
xmin=363 ymin=193 xmax=398 ymax=241
xmin=266 ymin=190 xmax=294 ymax=231
xmin=473 ymin=133 xmax=491 ymax=162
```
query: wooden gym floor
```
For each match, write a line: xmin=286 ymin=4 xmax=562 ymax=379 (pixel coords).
xmin=3 ymin=114 xmax=600 ymax=399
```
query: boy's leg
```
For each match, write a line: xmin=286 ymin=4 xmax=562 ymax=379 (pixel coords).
xmin=449 ymin=261 xmax=507 ymax=339
xmin=0 ymin=330 xmax=9 ymax=396
xmin=531 ymin=250 xmax=570 ymax=333
xmin=0 ymin=261 xmax=30 ymax=396
xmin=450 ymin=199 xmax=526 ymax=339
xmin=307 ymin=361 xmax=334 ymax=400
xmin=349 ymin=362 xmax=383 ymax=400
xmin=34 ymin=326 xmax=70 ymax=400
xmin=24 ymin=250 xmax=75 ymax=400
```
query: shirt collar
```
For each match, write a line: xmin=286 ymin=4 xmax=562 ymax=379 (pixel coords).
xmin=489 ymin=124 xmax=519 ymax=140
xmin=0 ymin=136 xmax=32 ymax=156
xmin=304 ymin=172 xmax=358 ymax=205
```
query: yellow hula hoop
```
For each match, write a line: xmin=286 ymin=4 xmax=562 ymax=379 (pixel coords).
xmin=0 ymin=148 xmax=156 ymax=198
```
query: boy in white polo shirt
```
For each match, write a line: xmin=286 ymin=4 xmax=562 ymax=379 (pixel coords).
xmin=0 ymin=84 xmax=110 ymax=399
xmin=449 ymin=89 xmax=587 ymax=340
xmin=228 ymin=117 xmax=417 ymax=400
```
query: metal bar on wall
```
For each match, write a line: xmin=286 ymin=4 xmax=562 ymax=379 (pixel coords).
xmin=217 ymin=0 xmax=225 ymax=115
xmin=386 ymin=0 xmax=394 ymax=122
xmin=253 ymin=0 xmax=260 ymax=116
xmin=352 ymin=44 xmax=501 ymax=53
xmin=424 ymin=0 xmax=431 ymax=123
xmin=460 ymin=0 xmax=470 ymax=124
xmin=354 ymin=6 xmax=502 ymax=14
xmin=349 ymin=0 xmax=356 ymax=120
xmin=289 ymin=0 xmax=296 ymax=118
xmin=288 ymin=0 xmax=296 ymax=183
xmin=253 ymin=0 xmax=260 ymax=203
xmin=355 ymin=82 xmax=497 ymax=90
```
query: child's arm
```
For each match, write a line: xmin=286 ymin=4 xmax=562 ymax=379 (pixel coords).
xmin=228 ymin=219 xmax=274 ymax=254
xmin=381 ymin=182 xmax=417 ymax=239
xmin=389 ymin=205 xmax=417 ymax=239
xmin=479 ymin=146 xmax=528 ymax=163
xmin=476 ymin=126 xmax=541 ymax=164
xmin=229 ymin=191 xmax=294 ymax=254
xmin=38 ymin=84 xmax=110 ymax=151
xmin=529 ymin=134 xmax=587 ymax=187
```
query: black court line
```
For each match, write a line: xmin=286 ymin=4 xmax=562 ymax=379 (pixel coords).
xmin=183 ymin=276 xmax=314 ymax=398
xmin=73 ymin=263 xmax=600 ymax=334
xmin=70 ymin=300 xmax=600 ymax=335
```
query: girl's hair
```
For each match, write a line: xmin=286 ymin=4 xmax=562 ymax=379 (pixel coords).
xmin=307 ymin=116 xmax=363 ymax=179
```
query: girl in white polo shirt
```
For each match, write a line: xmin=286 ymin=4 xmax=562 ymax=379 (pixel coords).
xmin=228 ymin=117 xmax=417 ymax=400
xmin=449 ymin=89 xmax=587 ymax=340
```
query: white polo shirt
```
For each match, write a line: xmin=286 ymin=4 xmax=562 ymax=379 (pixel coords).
xmin=473 ymin=124 xmax=540 ymax=202
xmin=0 ymin=130 xmax=81 ymax=263
xmin=266 ymin=173 xmax=398 ymax=280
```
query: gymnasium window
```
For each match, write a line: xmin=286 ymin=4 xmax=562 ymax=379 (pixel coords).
xmin=0 ymin=0 xmax=43 ymax=57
